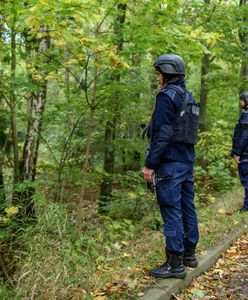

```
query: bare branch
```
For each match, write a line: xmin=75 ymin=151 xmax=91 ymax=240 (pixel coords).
xmin=39 ymin=134 xmax=59 ymax=165
xmin=96 ymin=0 xmax=119 ymax=33
xmin=87 ymin=68 xmax=109 ymax=90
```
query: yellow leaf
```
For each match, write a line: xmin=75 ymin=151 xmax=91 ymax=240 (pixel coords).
xmin=128 ymin=192 xmax=136 ymax=200
xmin=39 ymin=0 xmax=49 ymax=6
xmin=0 ymin=217 xmax=10 ymax=223
xmin=123 ymin=253 xmax=132 ymax=258
xmin=4 ymin=207 xmax=19 ymax=216
xmin=218 ymin=208 xmax=225 ymax=214
xmin=121 ymin=240 xmax=129 ymax=246
xmin=26 ymin=16 xmax=40 ymax=31
xmin=190 ymin=31 xmax=198 ymax=39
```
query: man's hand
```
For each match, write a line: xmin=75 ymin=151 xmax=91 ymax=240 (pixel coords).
xmin=143 ymin=167 xmax=154 ymax=184
xmin=234 ymin=155 xmax=240 ymax=164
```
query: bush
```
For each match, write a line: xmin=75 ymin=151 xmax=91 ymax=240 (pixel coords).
xmin=195 ymin=120 xmax=238 ymax=204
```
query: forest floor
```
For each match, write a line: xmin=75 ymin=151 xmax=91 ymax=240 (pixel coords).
xmin=175 ymin=230 xmax=248 ymax=300
xmin=1 ymin=189 xmax=247 ymax=300
xmin=91 ymin=190 xmax=247 ymax=300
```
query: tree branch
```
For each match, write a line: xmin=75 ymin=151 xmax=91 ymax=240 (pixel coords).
xmin=96 ymin=0 xmax=120 ymax=33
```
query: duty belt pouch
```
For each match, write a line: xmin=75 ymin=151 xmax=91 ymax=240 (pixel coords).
xmin=184 ymin=100 xmax=200 ymax=144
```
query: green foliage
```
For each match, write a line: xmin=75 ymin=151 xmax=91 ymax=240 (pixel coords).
xmin=0 ymin=0 xmax=247 ymax=297
xmin=195 ymin=120 xmax=238 ymax=204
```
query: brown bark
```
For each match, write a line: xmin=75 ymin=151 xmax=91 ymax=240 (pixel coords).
xmin=17 ymin=27 xmax=49 ymax=220
xmin=199 ymin=53 xmax=210 ymax=132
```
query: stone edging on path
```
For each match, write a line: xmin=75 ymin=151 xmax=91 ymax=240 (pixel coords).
xmin=140 ymin=224 xmax=248 ymax=300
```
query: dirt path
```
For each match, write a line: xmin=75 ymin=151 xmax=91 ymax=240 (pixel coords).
xmin=175 ymin=231 xmax=248 ymax=300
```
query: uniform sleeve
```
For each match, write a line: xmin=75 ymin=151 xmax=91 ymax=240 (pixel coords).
xmin=232 ymin=113 xmax=248 ymax=156
xmin=237 ymin=127 xmax=248 ymax=156
xmin=144 ymin=92 xmax=179 ymax=169
xmin=231 ymin=122 xmax=240 ymax=156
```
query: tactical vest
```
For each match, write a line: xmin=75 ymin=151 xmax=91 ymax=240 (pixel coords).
xmin=163 ymin=85 xmax=200 ymax=145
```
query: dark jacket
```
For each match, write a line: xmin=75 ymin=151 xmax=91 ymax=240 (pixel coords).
xmin=145 ymin=80 xmax=195 ymax=170
xmin=231 ymin=109 xmax=248 ymax=158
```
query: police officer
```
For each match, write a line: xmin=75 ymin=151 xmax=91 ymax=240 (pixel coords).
xmin=143 ymin=54 xmax=199 ymax=279
xmin=231 ymin=91 xmax=248 ymax=212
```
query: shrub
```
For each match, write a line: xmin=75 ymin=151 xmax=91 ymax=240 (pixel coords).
xmin=195 ymin=120 xmax=238 ymax=204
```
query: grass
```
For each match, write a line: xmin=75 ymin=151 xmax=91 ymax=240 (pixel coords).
xmin=0 ymin=188 xmax=247 ymax=300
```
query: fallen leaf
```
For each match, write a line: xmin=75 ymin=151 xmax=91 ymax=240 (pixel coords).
xmin=123 ymin=253 xmax=132 ymax=258
xmin=137 ymin=292 xmax=145 ymax=297
xmin=113 ymin=242 xmax=122 ymax=251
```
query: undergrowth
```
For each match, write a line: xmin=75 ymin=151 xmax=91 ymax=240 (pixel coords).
xmin=0 ymin=187 xmax=247 ymax=299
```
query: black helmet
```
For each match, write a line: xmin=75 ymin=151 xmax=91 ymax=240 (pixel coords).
xmin=240 ymin=91 xmax=248 ymax=102
xmin=154 ymin=54 xmax=185 ymax=76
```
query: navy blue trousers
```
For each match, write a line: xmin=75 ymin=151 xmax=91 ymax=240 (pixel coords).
xmin=238 ymin=162 xmax=248 ymax=209
xmin=156 ymin=162 xmax=199 ymax=254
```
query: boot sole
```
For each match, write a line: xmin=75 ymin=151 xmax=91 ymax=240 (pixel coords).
xmin=184 ymin=261 xmax=198 ymax=268
xmin=150 ymin=271 xmax=186 ymax=279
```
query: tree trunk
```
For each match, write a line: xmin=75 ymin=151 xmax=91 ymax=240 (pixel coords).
xmin=99 ymin=3 xmax=126 ymax=213
xmin=239 ymin=0 xmax=248 ymax=91
xmin=199 ymin=0 xmax=211 ymax=131
xmin=99 ymin=116 xmax=116 ymax=209
xmin=77 ymin=61 xmax=97 ymax=235
xmin=17 ymin=27 xmax=49 ymax=221
xmin=10 ymin=26 xmax=20 ymax=185
xmin=77 ymin=106 xmax=95 ymax=234
xmin=0 ymin=21 xmax=6 ymax=205
xmin=199 ymin=53 xmax=210 ymax=132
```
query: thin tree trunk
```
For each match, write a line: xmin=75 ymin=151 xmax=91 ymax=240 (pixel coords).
xmin=55 ymin=49 xmax=71 ymax=202
xmin=99 ymin=3 xmax=126 ymax=213
xmin=121 ymin=53 xmax=142 ymax=172
xmin=10 ymin=26 xmax=20 ymax=185
xmin=0 ymin=37 xmax=6 ymax=204
xmin=131 ymin=53 xmax=141 ymax=171
xmin=64 ymin=49 xmax=70 ymax=103
xmin=77 ymin=65 xmax=97 ymax=235
xmin=17 ymin=27 xmax=49 ymax=221
xmin=199 ymin=53 xmax=210 ymax=132
xmin=239 ymin=0 xmax=248 ymax=91
xmin=199 ymin=0 xmax=211 ymax=131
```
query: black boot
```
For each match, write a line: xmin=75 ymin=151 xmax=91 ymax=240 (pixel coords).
xmin=149 ymin=253 xmax=186 ymax=279
xmin=183 ymin=244 xmax=198 ymax=268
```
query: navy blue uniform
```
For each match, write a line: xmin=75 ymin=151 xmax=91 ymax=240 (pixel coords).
xmin=232 ymin=109 xmax=248 ymax=210
xmin=145 ymin=80 xmax=199 ymax=255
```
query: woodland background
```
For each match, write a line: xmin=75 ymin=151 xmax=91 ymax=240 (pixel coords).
xmin=0 ymin=0 xmax=247 ymax=299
